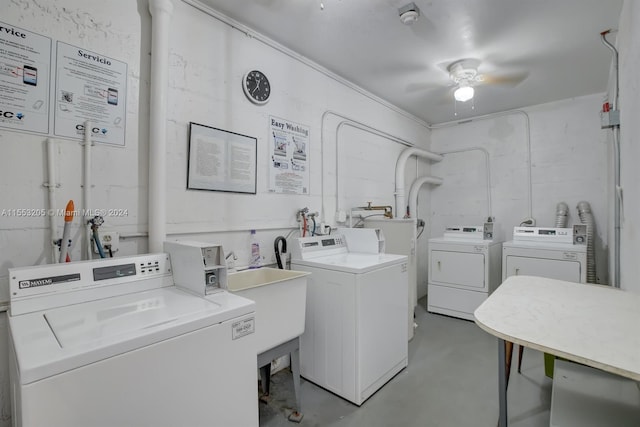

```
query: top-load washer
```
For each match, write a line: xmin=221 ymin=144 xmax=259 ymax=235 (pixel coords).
xmin=502 ymin=226 xmax=587 ymax=283
xmin=9 ymin=253 xmax=258 ymax=427
xmin=290 ymin=234 xmax=408 ymax=406
xmin=428 ymin=224 xmax=503 ymax=320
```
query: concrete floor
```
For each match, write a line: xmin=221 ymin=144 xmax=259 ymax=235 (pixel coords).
xmin=259 ymin=301 xmax=552 ymax=427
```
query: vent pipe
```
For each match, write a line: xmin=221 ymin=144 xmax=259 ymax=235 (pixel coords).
xmin=395 ymin=147 xmax=443 ymax=218
xmin=577 ymin=201 xmax=597 ymax=284
xmin=555 ymin=202 xmax=569 ymax=228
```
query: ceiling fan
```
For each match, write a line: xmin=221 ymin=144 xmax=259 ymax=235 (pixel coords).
xmin=446 ymin=58 xmax=528 ymax=103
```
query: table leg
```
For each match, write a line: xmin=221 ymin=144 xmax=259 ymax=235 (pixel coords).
xmin=498 ymin=338 xmax=508 ymax=427
xmin=505 ymin=341 xmax=513 ymax=388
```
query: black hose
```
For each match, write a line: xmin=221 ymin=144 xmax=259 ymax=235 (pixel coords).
xmin=274 ymin=236 xmax=287 ymax=269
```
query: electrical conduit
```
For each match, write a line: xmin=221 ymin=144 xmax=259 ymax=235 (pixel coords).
xmin=437 ymin=147 xmax=493 ymax=220
xmin=428 ymin=110 xmax=534 ymax=225
xmin=148 ymin=0 xmax=173 ymax=253
xmin=334 ymin=120 xmax=414 ymax=215
xmin=601 ymin=30 xmax=621 ymax=288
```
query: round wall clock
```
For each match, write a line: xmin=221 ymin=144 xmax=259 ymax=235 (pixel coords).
xmin=242 ymin=70 xmax=271 ymax=105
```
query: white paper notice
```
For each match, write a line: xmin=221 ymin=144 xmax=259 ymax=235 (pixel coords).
xmin=0 ymin=22 xmax=51 ymax=134
xmin=268 ymin=116 xmax=310 ymax=194
xmin=188 ymin=123 xmax=257 ymax=194
xmin=54 ymin=42 xmax=127 ymax=146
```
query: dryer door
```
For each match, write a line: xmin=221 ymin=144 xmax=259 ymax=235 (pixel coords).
xmin=430 ymin=250 xmax=486 ymax=290
xmin=505 ymin=256 xmax=582 ymax=283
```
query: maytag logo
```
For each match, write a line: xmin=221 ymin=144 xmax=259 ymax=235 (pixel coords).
xmin=19 ymin=278 xmax=52 ymax=288
xmin=18 ymin=273 xmax=81 ymax=289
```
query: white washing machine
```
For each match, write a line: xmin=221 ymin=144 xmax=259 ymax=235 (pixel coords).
xmin=9 ymin=253 xmax=258 ymax=427
xmin=502 ymin=227 xmax=587 ymax=283
xmin=290 ymin=235 xmax=408 ymax=406
xmin=428 ymin=225 xmax=502 ymax=321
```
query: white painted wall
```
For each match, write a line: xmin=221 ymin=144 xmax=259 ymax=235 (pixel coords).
xmin=0 ymin=0 xmax=432 ymax=423
xmin=614 ymin=1 xmax=640 ymax=292
xmin=428 ymin=94 xmax=610 ymax=284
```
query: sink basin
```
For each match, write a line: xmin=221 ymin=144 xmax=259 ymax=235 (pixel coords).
xmin=227 ymin=268 xmax=309 ymax=354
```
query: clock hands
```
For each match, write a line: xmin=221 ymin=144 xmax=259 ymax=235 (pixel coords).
xmin=243 ymin=71 xmax=269 ymax=104
xmin=251 ymin=76 xmax=262 ymax=95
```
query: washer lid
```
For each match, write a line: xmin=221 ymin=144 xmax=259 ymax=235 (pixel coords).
xmin=292 ymin=252 xmax=407 ymax=274
xmin=10 ymin=287 xmax=255 ymax=385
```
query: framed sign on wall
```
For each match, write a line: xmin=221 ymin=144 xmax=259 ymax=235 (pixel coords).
xmin=187 ymin=122 xmax=257 ymax=194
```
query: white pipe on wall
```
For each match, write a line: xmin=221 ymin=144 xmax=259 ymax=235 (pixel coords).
xmin=395 ymin=148 xmax=444 ymax=218
xmin=148 ymin=0 xmax=174 ymax=253
xmin=83 ymin=120 xmax=92 ymax=261
xmin=407 ymin=175 xmax=443 ymax=219
xmin=437 ymin=147 xmax=493 ymax=220
xmin=600 ymin=30 xmax=620 ymax=288
xmin=429 ymin=110 xmax=534 ymax=225
xmin=46 ymin=138 xmax=59 ymax=263
xmin=334 ymin=120 xmax=413 ymax=215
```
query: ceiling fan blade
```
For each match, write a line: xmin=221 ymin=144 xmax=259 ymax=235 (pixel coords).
xmin=436 ymin=87 xmax=459 ymax=105
xmin=480 ymin=71 xmax=529 ymax=86
xmin=405 ymin=82 xmax=443 ymax=93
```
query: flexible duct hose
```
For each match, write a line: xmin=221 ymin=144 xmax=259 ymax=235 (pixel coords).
xmin=577 ymin=201 xmax=596 ymax=283
xmin=555 ymin=202 xmax=569 ymax=228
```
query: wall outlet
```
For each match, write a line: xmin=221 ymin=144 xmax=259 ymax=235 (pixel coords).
xmin=92 ymin=231 xmax=119 ymax=254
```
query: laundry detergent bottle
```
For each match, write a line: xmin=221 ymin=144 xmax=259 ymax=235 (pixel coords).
xmin=249 ymin=229 xmax=261 ymax=268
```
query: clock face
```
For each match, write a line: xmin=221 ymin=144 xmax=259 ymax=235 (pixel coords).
xmin=243 ymin=70 xmax=271 ymax=105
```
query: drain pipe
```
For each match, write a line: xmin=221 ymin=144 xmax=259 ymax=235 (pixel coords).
xmin=46 ymin=138 xmax=59 ymax=263
xmin=395 ymin=147 xmax=444 ymax=218
xmin=407 ymin=175 xmax=443 ymax=219
xmin=601 ymin=29 xmax=621 ymax=288
xmin=148 ymin=0 xmax=173 ymax=253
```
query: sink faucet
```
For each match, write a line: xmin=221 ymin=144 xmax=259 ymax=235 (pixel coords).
xmin=225 ymin=251 xmax=238 ymax=272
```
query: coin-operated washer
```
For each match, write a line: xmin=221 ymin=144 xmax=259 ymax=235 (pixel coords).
xmin=8 ymin=253 xmax=258 ymax=427
xmin=165 ymin=240 xmax=308 ymax=422
xmin=291 ymin=234 xmax=408 ymax=406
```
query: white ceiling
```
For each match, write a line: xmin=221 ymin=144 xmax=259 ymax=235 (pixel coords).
xmin=199 ymin=0 xmax=623 ymax=124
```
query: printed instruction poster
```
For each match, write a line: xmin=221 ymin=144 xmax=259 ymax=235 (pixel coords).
xmin=268 ymin=116 xmax=310 ymax=194
xmin=54 ymin=41 xmax=127 ymax=146
xmin=188 ymin=123 xmax=257 ymax=194
xmin=0 ymin=21 xmax=51 ymax=134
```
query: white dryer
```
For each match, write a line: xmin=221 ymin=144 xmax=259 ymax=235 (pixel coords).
xmin=502 ymin=227 xmax=587 ymax=283
xmin=9 ymin=253 xmax=258 ymax=427
xmin=290 ymin=235 xmax=408 ymax=406
xmin=427 ymin=225 xmax=502 ymax=321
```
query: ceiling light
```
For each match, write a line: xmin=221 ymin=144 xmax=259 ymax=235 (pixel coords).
xmin=398 ymin=3 xmax=420 ymax=25
xmin=454 ymin=84 xmax=474 ymax=102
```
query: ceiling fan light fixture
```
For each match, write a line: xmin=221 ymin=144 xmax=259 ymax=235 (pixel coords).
xmin=454 ymin=85 xmax=474 ymax=102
